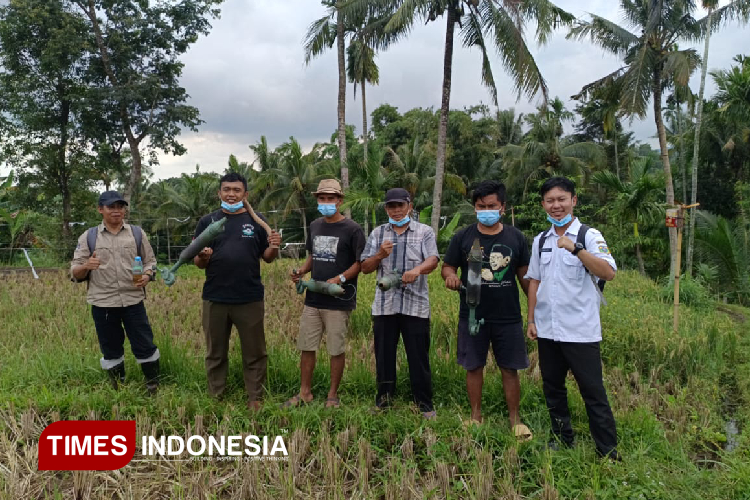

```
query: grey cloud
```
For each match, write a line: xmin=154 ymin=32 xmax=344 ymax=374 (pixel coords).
xmin=47 ymin=0 xmax=750 ymax=176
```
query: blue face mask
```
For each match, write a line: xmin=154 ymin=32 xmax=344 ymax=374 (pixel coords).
xmin=221 ymin=200 xmax=244 ymax=213
xmin=476 ymin=210 xmax=501 ymax=226
xmin=389 ymin=216 xmax=410 ymax=227
xmin=318 ymin=203 xmax=337 ymax=217
xmin=547 ymin=213 xmax=573 ymax=227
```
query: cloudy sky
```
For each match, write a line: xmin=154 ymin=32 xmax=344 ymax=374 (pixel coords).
xmin=2 ymin=1 xmax=747 ymax=179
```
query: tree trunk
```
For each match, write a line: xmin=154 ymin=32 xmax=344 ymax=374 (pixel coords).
xmin=301 ymin=208 xmax=308 ymax=258
xmin=431 ymin=8 xmax=456 ymax=236
xmin=636 ymin=241 xmax=646 ymax=276
xmin=81 ymin=0 xmax=141 ymax=208
xmin=336 ymin=5 xmax=349 ymax=215
xmin=613 ymin=126 xmax=620 ymax=179
xmin=125 ymin=132 xmax=142 ymax=211
xmin=58 ymin=93 xmax=71 ymax=238
xmin=362 ymin=79 xmax=368 ymax=165
xmin=678 ymin=99 xmax=687 ymax=204
xmin=364 ymin=206 xmax=369 ymax=236
xmin=653 ymin=73 xmax=677 ymax=281
xmin=687 ymin=9 xmax=712 ymax=278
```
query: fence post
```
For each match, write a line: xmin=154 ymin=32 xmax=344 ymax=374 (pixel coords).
xmin=166 ymin=217 xmax=171 ymax=265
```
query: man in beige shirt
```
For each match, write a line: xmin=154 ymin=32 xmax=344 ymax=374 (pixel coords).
xmin=70 ymin=191 xmax=160 ymax=394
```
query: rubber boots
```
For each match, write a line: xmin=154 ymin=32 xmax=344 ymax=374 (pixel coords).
xmin=107 ymin=362 xmax=126 ymax=390
xmin=140 ymin=359 xmax=160 ymax=395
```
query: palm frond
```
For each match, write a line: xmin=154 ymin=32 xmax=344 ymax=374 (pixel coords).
xmin=693 ymin=0 xmax=750 ymax=38
xmin=619 ymin=44 xmax=656 ymax=118
xmin=567 ymin=13 xmax=639 ymax=56
xmin=460 ymin=8 xmax=497 ymax=105
xmin=662 ymin=49 xmax=700 ymax=87
xmin=303 ymin=13 xmax=337 ymax=64
xmin=481 ymin=1 xmax=548 ymax=101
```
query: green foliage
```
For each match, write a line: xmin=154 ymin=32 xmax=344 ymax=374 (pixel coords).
xmin=500 ymin=97 xmax=606 ymax=197
xmin=659 ymin=274 xmax=713 ymax=309
xmin=419 ymin=205 xmax=461 ymax=251
xmin=694 ymin=210 xmax=750 ymax=304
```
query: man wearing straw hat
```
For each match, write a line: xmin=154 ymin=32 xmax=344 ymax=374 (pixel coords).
xmin=284 ymin=179 xmax=366 ymax=409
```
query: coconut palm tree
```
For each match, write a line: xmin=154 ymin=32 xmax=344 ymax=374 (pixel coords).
xmin=342 ymin=147 xmax=393 ymax=234
xmin=385 ymin=136 xmax=466 ymax=209
xmin=345 ymin=0 xmax=573 ymax=235
xmin=304 ymin=1 xmax=352 ymax=196
xmin=495 ymin=108 xmax=524 ymax=148
xmin=347 ymin=39 xmax=380 ymax=164
xmin=688 ymin=1 xmax=749 ymax=276
xmin=159 ymin=166 xmax=219 ymax=221
xmin=254 ymin=137 xmax=327 ymax=246
xmin=568 ymin=0 xmax=711 ymax=279
xmin=499 ymin=98 xmax=606 ymax=196
xmin=593 ymin=157 xmax=665 ymax=275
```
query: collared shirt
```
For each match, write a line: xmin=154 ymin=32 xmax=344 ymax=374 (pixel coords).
xmin=361 ymin=221 xmax=440 ymax=318
xmin=70 ymin=223 xmax=157 ymax=308
xmin=524 ymin=218 xmax=616 ymax=342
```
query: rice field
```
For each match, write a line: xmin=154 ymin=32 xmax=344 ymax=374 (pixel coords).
xmin=0 ymin=262 xmax=748 ymax=499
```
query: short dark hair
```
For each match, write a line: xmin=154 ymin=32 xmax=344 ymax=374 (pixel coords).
xmin=219 ymin=172 xmax=247 ymax=192
xmin=540 ymin=177 xmax=576 ymax=198
xmin=471 ymin=180 xmax=506 ymax=205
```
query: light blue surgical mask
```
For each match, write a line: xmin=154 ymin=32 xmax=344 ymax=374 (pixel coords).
xmin=221 ymin=200 xmax=244 ymax=213
xmin=476 ymin=210 xmax=501 ymax=226
xmin=318 ymin=203 xmax=337 ymax=217
xmin=389 ymin=216 xmax=410 ymax=227
xmin=547 ymin=213 xmax=573 ymax=227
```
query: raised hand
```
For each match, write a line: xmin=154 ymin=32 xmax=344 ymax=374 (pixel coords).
xmin=85 ymin=251 xmax=101 ymax=271
xmin=378 ymin=240 xmax=394 ymax=258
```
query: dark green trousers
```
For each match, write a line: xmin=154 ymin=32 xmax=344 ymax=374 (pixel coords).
xmin=202 ymin=300 xmax=266 ymax=401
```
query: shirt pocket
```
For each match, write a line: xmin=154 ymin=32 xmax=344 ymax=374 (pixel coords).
xmin=405 ymin=242 xmax=423 ymax=264
xmin=562 ymin=253 xmax=584 ymax=280
xmin=540 ymin=252 xmax=552 ymax=279
xmin=121 ymin=242 xmax=138 ymax=270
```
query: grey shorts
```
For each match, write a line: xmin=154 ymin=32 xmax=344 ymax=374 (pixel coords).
xmin=457 ymin=319 xmax=529 ymax=371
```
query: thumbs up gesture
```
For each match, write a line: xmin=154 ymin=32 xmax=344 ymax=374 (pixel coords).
xmin=85 ymin=251 xmax=101 ymax=271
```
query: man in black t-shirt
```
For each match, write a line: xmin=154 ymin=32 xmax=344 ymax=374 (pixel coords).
xmin=193 ymin=173 xmax=281 ymax=411
xmin=284 ymin=179 xmax=366 ymax=409
xmin=442 ymin=180 xmax=532 ymax=439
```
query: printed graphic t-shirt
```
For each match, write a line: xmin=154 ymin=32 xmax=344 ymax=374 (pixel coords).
xmin=194 ymin=209 xmax=269 ymax=304
xmin=443 ymin=224 xmax=530 ymax=324
xmin=304 ymin=217 xmax=366 ymax=311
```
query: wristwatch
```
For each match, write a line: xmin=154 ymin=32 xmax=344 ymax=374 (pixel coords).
xmin=571 ymin=242 xmax=584 ymax=256
xmin=339 ymin=274 xmax=347 ymax=283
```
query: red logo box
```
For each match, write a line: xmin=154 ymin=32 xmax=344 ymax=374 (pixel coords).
xmin=38 ymin=420 xmax=136 ymax=471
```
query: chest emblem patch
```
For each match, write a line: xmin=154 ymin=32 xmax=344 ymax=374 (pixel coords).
xmin=242 ymin=223 xmax=255 ymax=238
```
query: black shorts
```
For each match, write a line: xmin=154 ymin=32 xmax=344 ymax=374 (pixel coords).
xmin=457 ymin=319 xmax=529 ymax=371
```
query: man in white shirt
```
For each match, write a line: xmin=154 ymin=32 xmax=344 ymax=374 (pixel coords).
xmin=525 ymin=177 xmax=620 ymax=460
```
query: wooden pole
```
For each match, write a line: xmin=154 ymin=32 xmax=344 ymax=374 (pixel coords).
xmin=669 ymin=203 xmax=698 ymax=332
xmin=166 ymin=217 xmax=171 ymax=265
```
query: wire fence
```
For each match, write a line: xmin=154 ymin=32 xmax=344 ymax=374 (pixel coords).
xmin=0 ymin=210 xmax=470 ymax=268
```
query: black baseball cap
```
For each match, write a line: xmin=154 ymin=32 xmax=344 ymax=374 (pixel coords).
xmin=384 ymin=188 xmax=411 ymax=204
xmin=98 ymin=191 xmax=128 ymax=207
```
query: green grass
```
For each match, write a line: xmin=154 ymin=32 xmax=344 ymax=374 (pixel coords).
xmin=1 ymin=260 xmax=749 ymax=499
